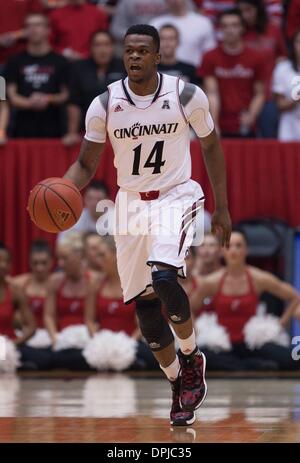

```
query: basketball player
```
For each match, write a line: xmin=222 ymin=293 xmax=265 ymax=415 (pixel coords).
xmin=63 ymin=25 xmax=231 ymax=426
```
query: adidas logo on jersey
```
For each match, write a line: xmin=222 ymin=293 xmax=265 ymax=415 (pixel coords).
xmin=114 ymin=104 xmax=123 ymax=112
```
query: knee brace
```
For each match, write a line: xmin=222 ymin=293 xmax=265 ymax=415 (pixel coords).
xmin=152 ymin=269 xmax=191 ymax=324
xmin=136 ymin=298 xmax=174 ymax=351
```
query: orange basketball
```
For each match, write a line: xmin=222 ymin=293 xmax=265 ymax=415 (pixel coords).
xmin=27 ymin=177 xmax=83 ymax=233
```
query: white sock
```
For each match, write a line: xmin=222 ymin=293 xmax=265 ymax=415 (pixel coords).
xmin=160 ymin=355 xmax=180 ymax=382
xmin=178 ymin=330 xmax=197 ymax=355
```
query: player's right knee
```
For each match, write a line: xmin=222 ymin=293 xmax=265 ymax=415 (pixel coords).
xmin=135 ymin=298 xmax=174 ymax=352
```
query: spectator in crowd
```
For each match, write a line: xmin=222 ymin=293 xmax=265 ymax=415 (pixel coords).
xmin=44 ymin=233 xmax=92 ymax=370
xmin=158 ymin=24 xmax=199 ymax=84
xmin=193 ymin=0 xmax=283 ymax=25
xmin=193 ymin=0 xmax=235 ymax=24
xmin=199 ymin=8 xmax=265 ymax=137
xmin=41 ymin=0 xmax=67 ymax=7
xmin=190 ymin=231 xmax=300 ymax=370
xmin=0 ymin=99 xmax=9 ymax=145
xmin=49 ymin=0 xmax=108 ymax=60
xmin=13 ymin=240 xmax=53 ymax=329
xmin=285 ymin=0 xmax=300 ymax=42
xmin=151 ymin=0 xmax=216 ymax=67
xmin=85 ymin=235 xmax=158 ymax=370
xmin=236 ymin=0 xmax=287 ymax=137
xmin=83 ymin=231 xmax=105 ymax=276
xmin=272 ymin=28 xmax=300 ymax=141
xmin=0 ymin=0 xmax=43 ymax=70
xmin=110 ymin=0 xmax=169 ymax=43
xmin=5 ymin=13 xmax=69 ymax=138
xmin=57 ymin=180 xmax=109 ymax=242
xmin=93 ymin=0 xmax=119 ymax=19
xmin=63 ymin=30 xmax=125 ymax=146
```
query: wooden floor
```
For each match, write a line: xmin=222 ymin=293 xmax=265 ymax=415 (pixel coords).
xmin=1 ymin=373 xmax=300 ymax=443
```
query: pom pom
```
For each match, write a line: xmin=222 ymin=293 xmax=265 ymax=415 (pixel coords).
xmin=244 ymin=314 xmax=290 ymax=350
xmin=195 ymin=313 xmax=232 ymax=352
xmin=26 ymin=329 xmax=52 ymax=348
xmin=54 ymin=325 xmax=90 ymax=351
xmin=0 ymin=336 xmax=21 ymax=373
xmin=83 ymin=330 xmax=137 ymax=371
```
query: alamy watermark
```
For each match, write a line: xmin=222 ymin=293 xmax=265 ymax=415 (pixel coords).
xmin=94 ymin=192 xmax=205 ymax=246
xmin=0 ymin=76 xmax=6 ymax=101
xmin=0 ymin=336 xmax=6 ymax=361
xmin=291 ymin=336 xmax=300 ymax=361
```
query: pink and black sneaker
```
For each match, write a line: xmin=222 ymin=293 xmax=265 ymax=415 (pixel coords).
xmin=178 ymin=347 xmax=207 ymax=412
xmin=170 ymin=376 xmax=195 ymax=426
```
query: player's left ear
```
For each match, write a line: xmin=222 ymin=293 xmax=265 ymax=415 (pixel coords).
xmin=155 ymin=53 xmax=161 ymax=65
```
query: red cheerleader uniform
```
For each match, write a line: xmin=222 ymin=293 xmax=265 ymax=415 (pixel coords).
xmin=56 ymin=273 xmax=89 ymax=331
xmin=97 ymin=281 xmax=137 ymax=336
xmin=0 ymin=286 xmax=15 ymax=339
xmin=23 ymin=279 xmax=45 ymax=329
xmin=212 ymin=269 xmax=258 ymax=344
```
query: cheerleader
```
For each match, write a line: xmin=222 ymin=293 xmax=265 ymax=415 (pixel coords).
xmin=85 ymin=235 xmax=158 ymax=371
xmin=190 ymin=231 xmax=300 ymax=370
xmin=44 ymin=233 xmax=93 ymax=370
xmin=0 ymin=242 xmax=53 ymax=371
xmin=14 ymin=240 xmax=52 ymax=328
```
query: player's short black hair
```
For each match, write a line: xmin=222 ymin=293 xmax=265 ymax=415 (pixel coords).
xmin=125 ymin=24 xmax=160 ymax=52
xmin=0 ymin=241 xmax=11 ymax=260
xmin=87 ymin=180 xmax=109 ymax=196
xmin=30 ymin=239 xmax=52 ymax=257
xmin=218 ymin=7 xmax=244 ymax=24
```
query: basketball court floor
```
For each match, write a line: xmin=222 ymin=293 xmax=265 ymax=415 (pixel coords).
xmin=1 ymin=372 xmax=300 ymax=443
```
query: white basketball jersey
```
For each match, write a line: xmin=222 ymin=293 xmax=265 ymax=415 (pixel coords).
xmin=85 ymin=73 xmax=214 ymax=192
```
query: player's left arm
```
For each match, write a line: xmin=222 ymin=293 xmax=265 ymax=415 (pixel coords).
xmin=200 ymin=129 xmax=231 ymax=247
xmin=185 ymin=84 xmax=231 ymax=247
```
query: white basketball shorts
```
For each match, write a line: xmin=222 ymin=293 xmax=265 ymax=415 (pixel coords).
xmin=113 ymin=179 xmax=205 ymax=304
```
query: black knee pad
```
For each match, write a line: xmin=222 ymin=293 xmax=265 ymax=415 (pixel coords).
xmin=135 ymin=298 xmax=174 ymax=352
xmin=152 ymin=269 xmax=191 ymax=324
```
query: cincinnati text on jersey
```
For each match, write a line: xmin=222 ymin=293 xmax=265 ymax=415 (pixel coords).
xmin=113 ymin=122 xmax=179 ymax=140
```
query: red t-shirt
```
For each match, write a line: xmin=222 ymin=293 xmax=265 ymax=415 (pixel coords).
xmin=286 ymin=0 xmax=300 ymax=40
xmin=199 ymin=45 xmax=266 ymax=134
xmin=0 ymin=0 xmax=43 ymax=65
xmin=49 ymin=4 xmax=108 ymax=58
xmin=243 ymin=23 xmax=287 ymax=96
